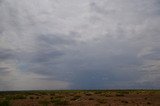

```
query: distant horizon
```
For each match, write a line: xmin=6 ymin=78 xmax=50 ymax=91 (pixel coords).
xmin=0 ymin=87 xmax=160 ymax=92
xmin=0 ymin=89 xmax=160 ymax=92
xmin=0 ymin=0 xmax=160 ymax=90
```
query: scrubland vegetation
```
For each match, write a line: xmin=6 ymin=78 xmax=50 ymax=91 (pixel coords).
xmin=0 ymin=90 xmax=159 ymax=106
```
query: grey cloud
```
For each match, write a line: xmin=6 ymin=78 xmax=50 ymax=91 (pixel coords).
xmin=31 ymin=50 xmax=64 ymax=63
xmin=24 ymin=35 xmax=72 ymax=75
xmin=0 ymin=48 xmax=15 ymax=90
xmin=38 ymin=34 xmax=75 ymax=46
xmin=0 ymin=81 xmax=12 ymax=91
xmin=0 ymin=0 xmax=160 ymax=90
xmin=0 ymin=67 xmax=10 ymax=76
xmin=0 ymin=67 xmax=13 ymax=91
xmin=28 ymin=62 xmax=62 ymax=76
xmin=13 ymin=48 xmax=65 ymax=76
xmin=70 ymin=70 xmax=109 ymax=89
xmin=0 ymin=48 xmax=15 ymax=60
xmin=53 ymin=39 xmax=143 ymax=88
xmin=141 ymin=48 xmax=160 ymax=60
xmin=68 ymin=57 xmax=142 ymax=89
xmin=89 ymin=2 xmax=114 ymax=15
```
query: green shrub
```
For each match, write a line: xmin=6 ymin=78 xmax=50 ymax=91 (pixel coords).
xmin=94 ymin=91 xmax=103 ymax=94
xmin=5 ymin=96 xmax=13 ymax=100
xmin=55 ymin=95 xmax=65 ymax=98
xmin=115 ymin=91 xmax=129 ymax=96
xmin=50 ymin=93 xmax=55 ymax=96
xmin=116 ymin=91 xmax=125 ymax=97
xmin=51 ymin=98 xmax=69 ymax=105
xmin=14 ymin=95 xmax=26 ymax=99
xmin=0 ymin=100 xmax=10 ymax=106
xmin=5 ymin=95 xmax=26 ymax=100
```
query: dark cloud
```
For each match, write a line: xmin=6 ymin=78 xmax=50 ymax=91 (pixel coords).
xmin=28 ymin=64 xmax=60 ymax=75
xmin=68 ymin=55 xmax=142 ymax=89
xmin=13 ymin=49 xmax=65 ymax=76
xmin=70 ymin=70 xmax=108 ymax=89
xmin=31 ymin=50 xmax=64 ymax=63
xmin=0 ymin=48 xmax=15 ymax=60
xmin=38 ymin=34 xmax=75 ymax=46
xmin=23 ymin=34 xmax=70 ymax=75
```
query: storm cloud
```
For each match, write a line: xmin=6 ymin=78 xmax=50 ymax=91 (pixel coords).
xmin=0 ymin=0 xmax=160 ymax=90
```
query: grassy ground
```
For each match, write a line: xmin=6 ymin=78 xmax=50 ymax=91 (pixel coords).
xmin=0 ymin=90 xmax=160 ymax=106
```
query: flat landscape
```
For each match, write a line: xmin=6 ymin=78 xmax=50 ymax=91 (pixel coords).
xmin=0 ymin=90 xmax=159 ymax=106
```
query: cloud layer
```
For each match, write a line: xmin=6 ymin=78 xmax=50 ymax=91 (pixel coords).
xmin=0 ymin=0 xmax=160 ymax=90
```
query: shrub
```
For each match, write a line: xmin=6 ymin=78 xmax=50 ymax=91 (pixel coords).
xmin=0 ymin=100 xmax=10 ymax=106
xmin=116 ymin=94 xmax=124 ymax=97
xmin=29 ymin=96 xmax=34 ymax=99
xmin=147 ymin=102 xmax=151 ymax=105
xmin=5 ymin=95 xmax=26 ymax=100
xmin=36 ymin=97 xmax=39 ymax=99
xmin=115 ymin=91 xmax=129 ymax=96
xmin=105 ymin=94 xmax=111 ymax=97
xmin=70 ymin=95 xmax=81 ymax=101
xmin=39 ymin=100 xmax=50 ymax=106
xmin=115 ymin=92 xmax=125 ymax=97
xmin=94 ymin=91 xmax=103 ymax=94
xmin=51 ymin=98 xmax=69 ymax=105
xmin=85 ymin=93 xmax=92 ymax=96
xmin=88 ymin=98 xmax=94 ymax=100
xmin=50 ymin=93 xmax=55 ymax=96
xmin=121 ymin=100 xmax=128 ymax=103
xmin=5 ymin=96 xmax=13 ymax=100
xmin=97 ymin=99 xmax=107 ymax=104
xmin=55 ymin=95 xmax=65 ymax=98
xmin=13 ymin=95 xmax=26 ymax=99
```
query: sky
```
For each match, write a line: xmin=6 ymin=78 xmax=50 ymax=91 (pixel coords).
xmin=0 ymin=0 xmax=160 ymax=90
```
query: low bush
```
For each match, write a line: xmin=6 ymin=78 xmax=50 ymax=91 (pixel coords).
xmin=97 ymin=99 xmax=107 ymax=104
xmin=13 ymin=95 xmax=26 ymax=99
xmin=5 ymin=95 xmax=26 ymax=100
xmin=51 ymin=98 xmax=69 ymax=105
xmin=29 ymin=96 xmax=34 ymax=99
xmin=70 ymin=95 xmax=81 ymax=101
xmin=121 ymin=100 xmax=128 ymax=103
xmin=116 ymin=94 xmax=124 ymax=97
xmin=0 ymin=100 xmax=10 ymax=106
xmin=39 ymin=100 xmax=50 ymax=106
xmin=36 ymin=97 xmax=39 ymax=99
xmin=88 ymin=98 xmax=94 ymax=100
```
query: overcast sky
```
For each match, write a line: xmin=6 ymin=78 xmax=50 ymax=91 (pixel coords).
xmin=0 ymin=0 xmax=160 ymax=90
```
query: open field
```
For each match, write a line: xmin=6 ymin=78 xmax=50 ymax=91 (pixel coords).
xmin=0 ymin=90 xmax=160 ymax=106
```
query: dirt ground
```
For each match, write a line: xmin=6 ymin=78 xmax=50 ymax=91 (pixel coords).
xmin=0 ymin=90 xmax=160 ymax=106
